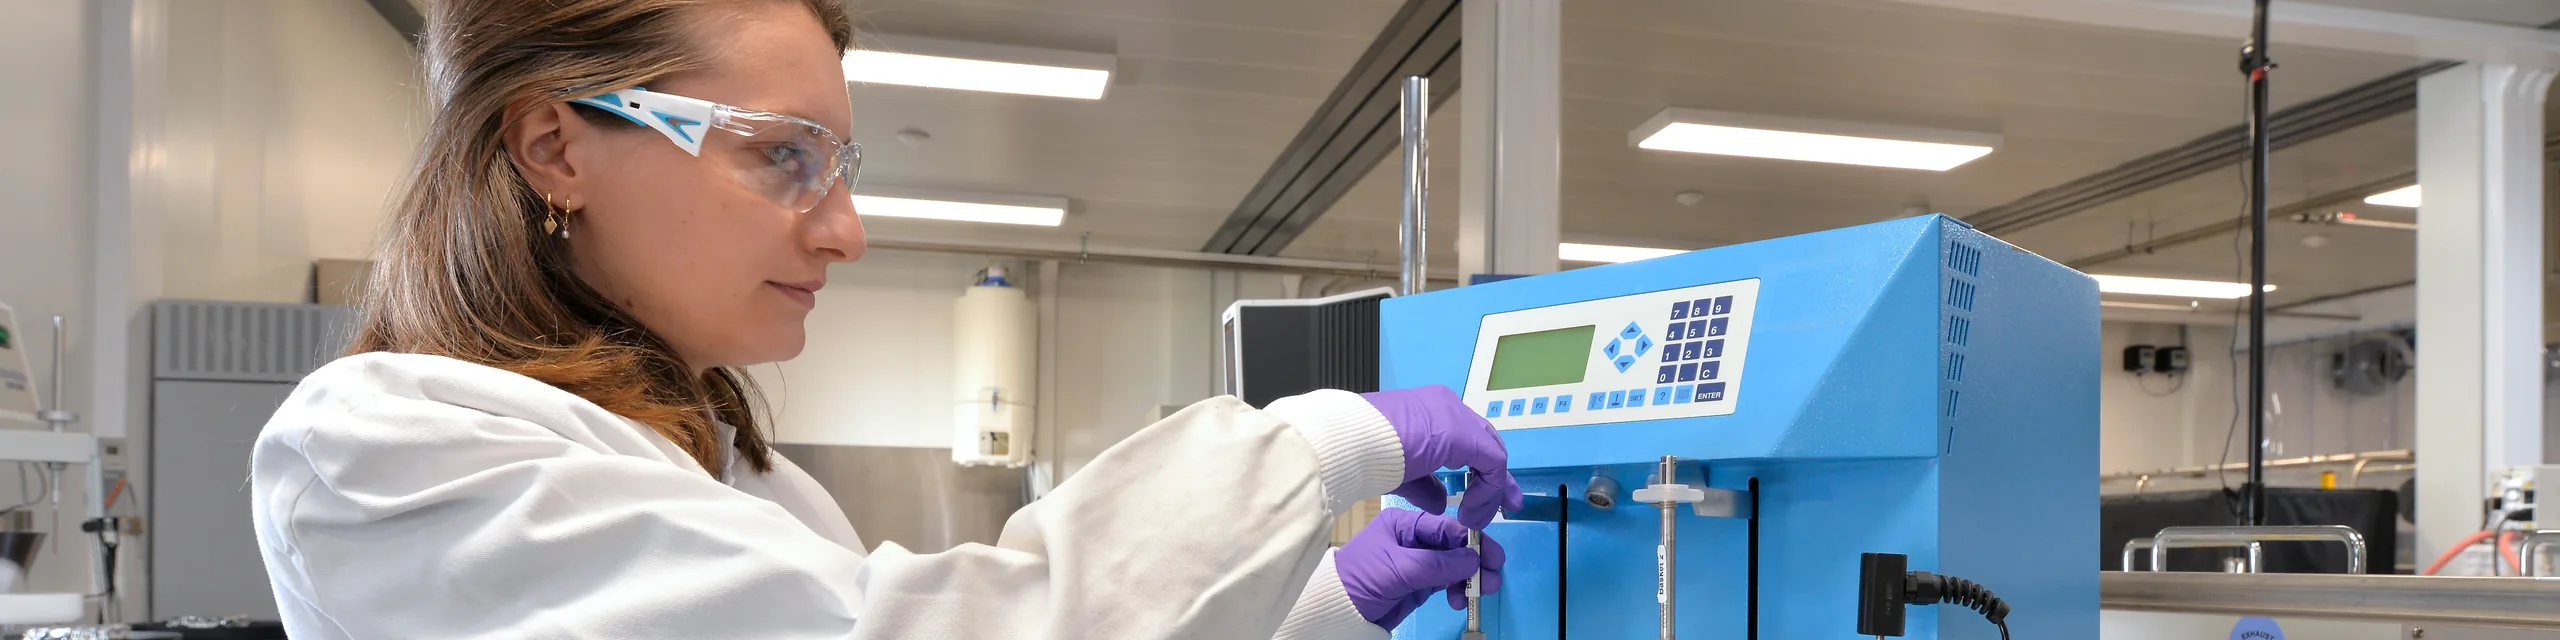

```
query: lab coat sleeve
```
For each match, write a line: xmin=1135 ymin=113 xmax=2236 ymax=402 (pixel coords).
xmin=851 ymin=390 xmax=1405 ymax=639
xmin=1273 ymin=549 xmax=1388 ymax=640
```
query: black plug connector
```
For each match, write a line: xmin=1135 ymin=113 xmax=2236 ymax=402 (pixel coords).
xmin=1856 ymin=552 xmax=2014 ymax=639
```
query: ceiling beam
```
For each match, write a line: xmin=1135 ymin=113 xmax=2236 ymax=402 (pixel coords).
xmin=1874 ymin=0 xmax=2560 ymax=68
xmin=1198 ymin=0 xmax=1462 ymax=256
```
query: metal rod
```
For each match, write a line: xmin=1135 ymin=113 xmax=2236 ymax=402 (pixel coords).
xmin=2241 ymin=0 xmax=2275 ymax=527
xmin=2098 ymin=449 xmax=2411 ymax=483
xmin=1399 ymin=75 xmax=1429 ymax=296
xmin=2102 ymin=571 xmax=2560 ymax=628
xmin=48 ymin=315 xmax=65 ymax=424
xmin=2148 ymin=525 xmax=2365 ymax=574
xmin=1656 ymin=455 xmax=1678 ymax=639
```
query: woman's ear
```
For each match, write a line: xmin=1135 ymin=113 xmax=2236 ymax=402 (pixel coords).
xmin=504 ymin=101 xmax=589 ymax=198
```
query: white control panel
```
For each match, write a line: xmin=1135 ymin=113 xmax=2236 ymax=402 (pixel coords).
xmin=1461 ymin=279 xmax=1760 ymax=430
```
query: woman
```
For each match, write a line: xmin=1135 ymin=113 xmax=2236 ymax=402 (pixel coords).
xmin=246 ymin=0 xmax=1522 ymax=637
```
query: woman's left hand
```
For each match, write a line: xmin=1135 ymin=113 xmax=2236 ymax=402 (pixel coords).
xmin=1333 ymin=508 xmax=1506 ymax=629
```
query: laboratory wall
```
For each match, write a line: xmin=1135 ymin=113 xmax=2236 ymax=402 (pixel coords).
xmin=754 ymin=249 xmax=1309 ymax=483
xmin=2098 ymin=321 xmax=2417 ymax=476
xmin=151 ymin=0 xmax=424 ymax=303
xmin=0 ymin=0 xmax=101 ymax=611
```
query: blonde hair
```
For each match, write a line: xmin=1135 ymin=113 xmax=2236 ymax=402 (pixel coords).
xmin=349 ymin=0 xmax=855 ymax=474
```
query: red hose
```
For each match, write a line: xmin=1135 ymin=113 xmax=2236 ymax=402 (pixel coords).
xmin=2422 ymin=529 xmax=2497 ymax=576
xmin=2499 ymin=530 xmax=2525 ymax=575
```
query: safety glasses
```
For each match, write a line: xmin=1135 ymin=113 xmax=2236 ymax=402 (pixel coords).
xmin=572 ymin=87 xmax=861 ymax=213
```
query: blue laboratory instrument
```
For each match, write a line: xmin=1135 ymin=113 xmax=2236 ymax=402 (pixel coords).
xmin=1383 ymin=215 xmax=2097 ymax=639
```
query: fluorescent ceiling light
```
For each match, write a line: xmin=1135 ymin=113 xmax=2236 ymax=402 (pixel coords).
xmin=1630 ymin=107 xmax=2001 ymax=171
xmin=2091 ymin=274 xmax=2275 ymax=299
xmin=1560 ymin=243 xmax=1687 ymax=264
xmin=854 ymin=187 xmax=1066 ymax=226
xmin=844 ymin=36 xmax=1114 ymax=99
xmin=2363 ymin=185 xmax=2420 ymax=208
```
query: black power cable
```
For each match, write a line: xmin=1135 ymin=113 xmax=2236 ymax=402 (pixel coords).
xmin=1857 ymin=553 xmax=2014 ymax=639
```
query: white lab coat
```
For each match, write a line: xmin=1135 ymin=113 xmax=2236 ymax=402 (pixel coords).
xmin=249 ymin=352 xmax=1403 ymax=639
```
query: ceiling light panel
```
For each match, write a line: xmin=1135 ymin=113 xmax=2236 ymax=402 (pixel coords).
xmin=1630 ymin=108 xmax=2001 ymax=171
xmin=853 ymin=187 xmax=1068 ymax=227
xmin=1559 ymin=243 xmax=1687 ymax=263
xmin=845 ymin=36 xmax=1114 ymax=99
xmin=2363 ymin=185 xmax=2420 ymax=208
xmin=2090 ymin=274 xmax=2275 ymax=300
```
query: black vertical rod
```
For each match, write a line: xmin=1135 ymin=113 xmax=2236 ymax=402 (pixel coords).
xmin=1747 ymin=477 xmax=1760 ymax=640
xmin=2241 ymin=0 xmax=2275 ymax=526
xmin=1558 ymin=484 xmax=1569 ymax=639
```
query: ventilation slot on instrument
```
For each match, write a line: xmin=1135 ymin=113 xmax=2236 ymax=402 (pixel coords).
xmin=1942 ymin=389 xmax=1962 ymax=418
xmin=1947 ymin=242 xmax=1982 ymax=277
xmin=1946 ymin=316 xmax=1972 ymax=347
xmin=1944 ymin=353 xmax=1967 ymax=383
xmin=1946 ymin=279 xmax=1977 ymax=312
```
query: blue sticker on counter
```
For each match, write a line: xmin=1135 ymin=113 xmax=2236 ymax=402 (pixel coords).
xmin=2229 ymin=617 xmax=2282 ymax=640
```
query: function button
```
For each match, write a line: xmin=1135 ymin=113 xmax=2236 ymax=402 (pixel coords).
xmin=1620 ymin=321 xmax=1645 ymax=340
xmin=1634 ymin=335 xmax=1654 ymax=357
xmin=1686 ymin=322 xmax=1706 ymax=340
xmin=1699 ymin=361 xmax=1721 ymax=380
xmin=1554 ymin=394 xmax=1575 ymax=413
xmin=1625 ymin=388 xmax=1647 ymax=407
xmin=1666 ymin=321 xmax=1686 ymax=339
xmin=1657 ymin=365 xmax=1677 ymax=384
xmin=1507 ymin=398 xmax=1527 ymax=417
xmin=1485 ymin=402 xmax=1502 ymax=418
xmin=1602 ymin=338 xmax=1622 ymax=359
xmin=1682 ymin=342 xmax=1702 ymax=361
xmin=1700 ymin=339 xmax=1725 ymax=359
xmin=1670 ymin=301 xmax=1690 ymax=319
xmin=1530 ymin=396 xmax=1550 ymax=415
xmin=1697 ymin=382 xmax=1728 ymax=402
xmin=1651 ymin=387 xmax=1674 ymax=405
xmin=1607 ymin=390 xmax=1627 ymax=409
xmin=1711 ymin=296 xmax=1734 ymax=316
xmin=1691 ymin=299 xmax=1712 ymax=316
xmin=1662 ymin=344 xmax=1682 ymax=363
xmin=1674 ymin=384 xmax=1696 ymax=404
xmin=1614 ymin=355 xmax=1638 ymax=373
xmin=1706 ymin=318 xmax=1728 ymax=337
xmin=1678 ymin=362 xmax=1698 ymax=382
xmin=1588 ymin=392 xmax=1608 ymax=411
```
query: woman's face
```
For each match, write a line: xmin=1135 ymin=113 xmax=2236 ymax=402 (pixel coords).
xmin=514 ymin=2 xmax=863 ymax=370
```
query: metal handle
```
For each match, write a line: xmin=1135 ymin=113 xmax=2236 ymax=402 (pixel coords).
xmin=2522 ymin=529 xmax=2560 ymax=577
xmin=1397 ymin=76 xmax=1428 ymax=297
xmin=2148 ymin=525 xmax=2367 ymax=574
xmin=2122 ymin=538 xmax=2154 ymax=572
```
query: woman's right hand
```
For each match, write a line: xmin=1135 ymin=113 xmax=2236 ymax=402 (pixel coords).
xmin=1360 ymin=385 xmax=1524 ymax=529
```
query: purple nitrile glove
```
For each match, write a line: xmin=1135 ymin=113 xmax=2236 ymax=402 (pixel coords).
xmin=1336 ymin=508 xmax=1508 ymax=629
xmin=1361 ymin=385 xmax=1525 ymax=529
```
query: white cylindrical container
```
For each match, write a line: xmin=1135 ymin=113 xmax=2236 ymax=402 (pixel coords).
xmin=951 ymin=266 xmax=1037 ymax=467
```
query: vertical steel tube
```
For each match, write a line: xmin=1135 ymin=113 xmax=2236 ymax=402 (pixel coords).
xmin=1657 ymin=456 xmax=1678 ymax=639
xmin=2241 ymin=0 xmax=2274 ymax=527
xmin=1399 ymin=76 xmax=1429 ymax=296
xmin=48 ymin=316 xmax=65 ymax=418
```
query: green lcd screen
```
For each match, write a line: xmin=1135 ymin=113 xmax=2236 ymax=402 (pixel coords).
xmin=1485 ymin=325 xmax=1595 ymax=391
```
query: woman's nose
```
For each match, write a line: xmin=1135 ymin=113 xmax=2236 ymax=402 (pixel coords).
xmin=806 ymin=187 xmax=865 ymax=263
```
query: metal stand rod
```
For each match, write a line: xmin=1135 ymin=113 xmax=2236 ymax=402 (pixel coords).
xmin=1656 ymin=456 xmax=1678 ymax=639
xmin=2240 ymin=0 xmax=2275 ymax=527
xmin=1399 ymin=75 xmax=1429 ymax=297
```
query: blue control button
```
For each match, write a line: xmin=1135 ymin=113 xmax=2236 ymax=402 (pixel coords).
xmin=1666 ymin=321 xmax=1685 ymax=339
xmin=1657 ymin=365 xmax=1677 ymax=384
xmin=1607 ymin=390 xmax=1627 ymax=409
xmin=1701 ymin=339 xmax=1725 ymax=359
xmin=1614 ymin=355 xmax=1638 ymax=373
xmin=1670 ymin=301 xmax=1690 ymax=320
xmin=1674 ymin=384 xmax=1696 ymax=404
xmin=1662 ymin=344 xmax=1682 ymax=363
xmin=1485 ymin=402 xmax=1503 ymax=418
xmin=1530 ymin=396 xmax=1549 ymax=415
xmin=1588 ymin=392 xmax=1608 ymax=411
xmin=1706 ymin=318 xmax=1729 ymax=337
xmin=1508 ymin=399 xmax=1527 ymax=417
xmin=1692 ymin=299 xmax=1712 ymax=316
xmin=1634 ymin=334 xmax=1653 ymax=357
xmin=1678 ymin=362 xmax=1698 ymax=382
xmin=1626 ymin=388 xmax=1647 ymax=407
xmin=1555 ymin=394 xmax=1574 ymax=413
xmin=1602 ymin=338 xmax=1622 ymax=359
xmin=1620 ymin=322 xmax=1645 ymax=340
xmin=1682 ymin=342 xmax=1702 ymax=361
xmin=1697 ymin=382 xmax=1728 ymax=402
xmin=1652 ymin=387 xmax=1674 ymax=405
xmin=1711 ymin=296 xmax=1734 ymax=316
xmin=1700 ymin=361 xmax=1721 ymax=380
xmin=1686 ymin=321 xmax=1706 ymax=340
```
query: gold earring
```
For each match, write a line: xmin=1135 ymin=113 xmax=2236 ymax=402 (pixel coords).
xmin=542 ymin=192 xmax=574 ymax=240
